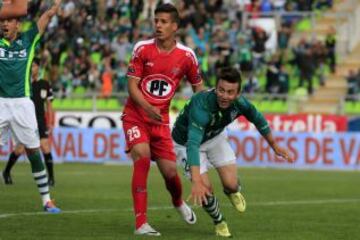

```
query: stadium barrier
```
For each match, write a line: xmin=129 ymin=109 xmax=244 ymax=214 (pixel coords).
xmin=0 ymin=128 xmax=359 ymax=170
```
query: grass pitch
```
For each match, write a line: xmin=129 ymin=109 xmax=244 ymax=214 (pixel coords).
xmin=0 ymin=163 xmax=359 ymax=240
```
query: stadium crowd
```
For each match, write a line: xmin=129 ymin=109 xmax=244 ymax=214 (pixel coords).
xmin=26 ymin=0 xmax=335 ymax=99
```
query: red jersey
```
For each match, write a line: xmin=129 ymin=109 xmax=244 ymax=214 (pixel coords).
xmin=123 ymin=38 xmax=202 ymax=124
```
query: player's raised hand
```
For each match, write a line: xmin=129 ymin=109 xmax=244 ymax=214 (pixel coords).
xmin=188 ymin=179 xmax=212 ymax=207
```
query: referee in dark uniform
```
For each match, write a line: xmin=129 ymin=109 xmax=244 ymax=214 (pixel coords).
xmin=2 ymin=58 xmax=56 ymax=186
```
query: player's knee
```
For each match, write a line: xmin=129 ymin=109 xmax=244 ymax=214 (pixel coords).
xmin=41 ymin=146 xmax=51 ymax=154
xmin=163 ymin=167 xmax=178 ymax=179
xmin=40 ymin=140 xmax=51 ymax=153
xmin=14 ymin=145 xmax=25 ymax=155
xmin=25 ymin=148 xmax=40 ymax=156
xmin=130 ymin=145 xmax=150 ymax=161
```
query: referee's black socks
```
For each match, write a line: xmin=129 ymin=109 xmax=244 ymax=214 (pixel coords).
xmin=43 ymin=152 xmax=54 ymax=182
xmin=4 ymin=152 xmax=20 ymax=173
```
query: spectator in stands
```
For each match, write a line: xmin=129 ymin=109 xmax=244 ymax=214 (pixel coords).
xmin=58 ymin=66 xmax=73 ymax=98
xmin=27 ymin=0 xmax=331 ymax=101
xmin=195 ymin=47 xmax=210 ymax=84
xmin=278 ymin=65 xmax=289 ymax=97
xmin=243 ymin=74 xmax=259 ymax=95
xmin=235 ymin=35 xmax=253 ymax=74
xmin=246 ymin=0 xmax=262 ymax=18
xmin=101 ymin=60 xmax=113 ymax=98
xmin=296 ymin=0 xmax=314 ymax=11
xmin=272 ymin=0 xmax=287 ymax=11
xmin=277 ymin=23 xmax=292 ymax=59
xmin=111 ymin=33 xmax=132 ymax=63
xmin=282 ymin=2 xmax=301 ymax=25
xmin=298 ymin=47 xmax=315 ymax=95
xmin=346 ymin=69 xmax=360 ymax=101
xmin=293 ymin=38 xmax=315 ymax=95
xmin=325 ymin=27 xmax=337 ymax=73
xmin=88 ymin=63 xmax=101 ymax=91
xmin=265 ymin=55 xmax=280 ymax=94
xmin=252 ymin=27 xmax=268 ymax=73
xmin=312 ymin=40 xmax=328 ymax=86
xmin=260 ymin=0 xmax=273 ymax=12
xmin=205 ymin=0 xmax=222 ymax=18
xmin=115 ymin=61 xmax=128 ymax=92
xmin=316 ymin=0 xmax=333 ymax=9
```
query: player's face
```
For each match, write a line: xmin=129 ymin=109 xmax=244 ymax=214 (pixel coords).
xmin=1 ymin=18 xmax=20 ymax=41
xmin=154 ymin=13 xmax=177 ymax=41
xmin=215 ymin=79 xmax=240 ymax=109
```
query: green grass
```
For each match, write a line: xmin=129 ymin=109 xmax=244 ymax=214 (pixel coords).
xmin=1 ymin=163 xmax=360 ymax=240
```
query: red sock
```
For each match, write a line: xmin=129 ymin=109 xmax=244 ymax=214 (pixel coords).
xmin=165 ymin=174 xmax=183 ymax=207
xmin=132 ymin=157 xmax=150 ymax=229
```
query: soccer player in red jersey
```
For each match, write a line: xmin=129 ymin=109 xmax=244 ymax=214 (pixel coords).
xmin=122 ymin=3 xmax=203 ymax=236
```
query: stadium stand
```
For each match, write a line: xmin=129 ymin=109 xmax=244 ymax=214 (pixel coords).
xmin=25 ymin=0 xmax=359 ymax=114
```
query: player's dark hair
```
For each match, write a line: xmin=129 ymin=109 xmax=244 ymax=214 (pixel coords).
xmin=154 ymin=3 xmax=180 ymax=26
xmin=216 ymin=67 xmax=242 ymax=92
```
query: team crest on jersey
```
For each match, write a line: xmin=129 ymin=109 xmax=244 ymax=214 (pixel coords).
xmin=40 ymin=89 xmax=47 ymax=99
xmin=141 ymin=74 xmax=176 ymax=102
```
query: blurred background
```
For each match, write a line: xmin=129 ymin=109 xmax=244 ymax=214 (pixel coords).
xmin=0 ymin=0 xmax=356 ymax=167
xmin=23 ymin=0 xmax=360 ymax=116
xmin=1 ymin=1 xmax=360 ymax=239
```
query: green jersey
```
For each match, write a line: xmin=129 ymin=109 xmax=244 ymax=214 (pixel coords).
xmin=0 ymin=23 xmax=41 ymax=98
xmin=0 ymin=0 xmax=3 ymax=10
xmin=172 ymin=89 xmax=270 ymax=166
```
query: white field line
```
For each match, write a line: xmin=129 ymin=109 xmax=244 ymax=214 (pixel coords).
xmin=0 ymin=198 xmax=359 ymax=219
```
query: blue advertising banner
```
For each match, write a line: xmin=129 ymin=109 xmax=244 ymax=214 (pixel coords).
xmin=0 ymin=128 xmax=130 ymax=163
xmin=227 ymin=131 xmax=360 ymax=170
xmin=1 ymin=128 xmax=359 ymax=170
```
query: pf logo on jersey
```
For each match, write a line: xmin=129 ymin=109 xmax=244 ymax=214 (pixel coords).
xmin=141 ymin=74 xmax=176 ymax=102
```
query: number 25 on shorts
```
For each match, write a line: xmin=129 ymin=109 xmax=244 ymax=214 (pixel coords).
xmin=127 ymin=126 xmax=141 ymax=142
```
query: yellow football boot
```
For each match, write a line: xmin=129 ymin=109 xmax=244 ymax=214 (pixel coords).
xmin=228 ymin=192 xmax=246 ymax=213
xmin=215 ymin=221 xmax=232 ymax=238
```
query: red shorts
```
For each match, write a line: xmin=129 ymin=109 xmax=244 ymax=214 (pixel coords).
xmin=122 ymin=118 xmax=176 ymax=161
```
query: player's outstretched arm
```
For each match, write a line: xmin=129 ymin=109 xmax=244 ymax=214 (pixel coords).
xmin=263 ymin=132 xmax=293 ymax=162
xmin=0 ymin=0 xmax=27 ymax=19
xmin=37 ymin=0 xmax=62 ymax=35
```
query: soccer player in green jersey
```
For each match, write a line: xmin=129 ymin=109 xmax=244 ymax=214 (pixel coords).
xmin=0 ymin=0 xmax=62 ymax=213
xmin=0 ymin=0 xmax=27 ymax=19
xmin=3 ymin=58 xmax=56 ymax=186
xmin=172 ymin=67 xmax=292 ymax=237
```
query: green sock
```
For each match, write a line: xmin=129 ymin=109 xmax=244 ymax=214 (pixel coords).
xmin=27 ymin=150 xmax=50 ymax=205
xmin=27 ymin=150 xmax=45 ymax=173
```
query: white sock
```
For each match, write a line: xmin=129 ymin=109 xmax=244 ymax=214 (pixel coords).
xmin=33 ymin=170 xmax=51 ymax=206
